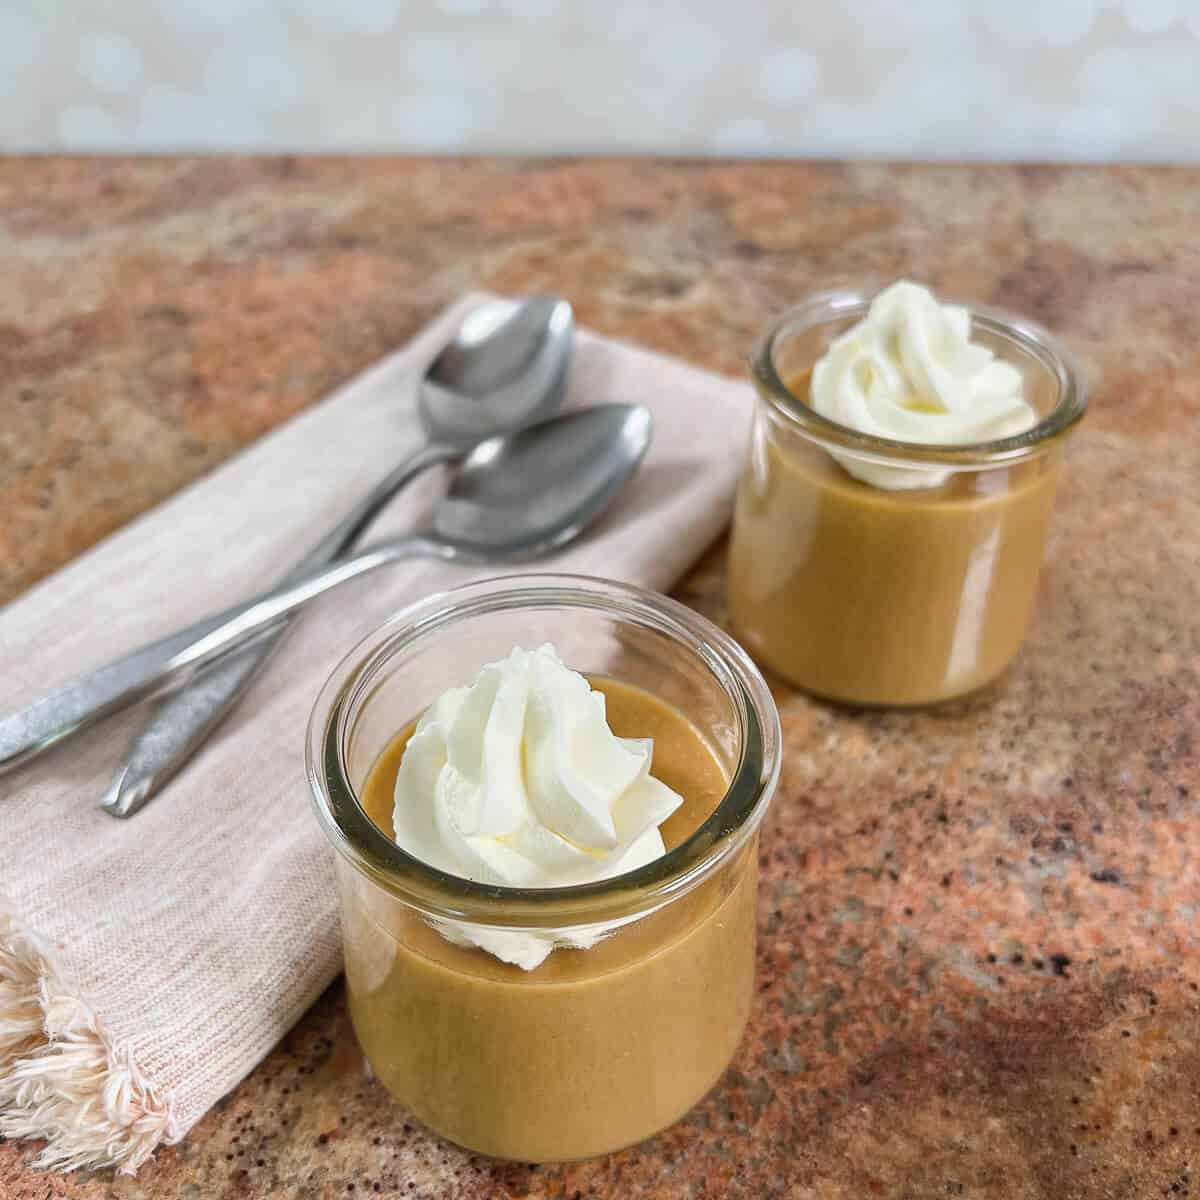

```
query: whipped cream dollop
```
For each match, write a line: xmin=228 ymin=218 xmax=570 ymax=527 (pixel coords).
xmin=392 ymin=644 xmax=683 ymax=970
xmin=810 ymin=281 xmax=1038 ymax=489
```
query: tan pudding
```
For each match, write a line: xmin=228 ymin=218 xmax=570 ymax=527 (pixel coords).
xmin=728 ymin=283 xmax=1084 ymax=707
xmin=341 ymin=677 xmax=756 ymax=1162
xmin=728 ymin=370 xmax=1062 ymax=706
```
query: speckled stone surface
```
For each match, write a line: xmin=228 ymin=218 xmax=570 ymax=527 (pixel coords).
xmin=1 ymin=159 xmax=1198 ymax=1200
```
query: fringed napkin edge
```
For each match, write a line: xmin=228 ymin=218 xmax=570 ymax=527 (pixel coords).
xmin=0 ymin=904 xmax=179 ymax=1174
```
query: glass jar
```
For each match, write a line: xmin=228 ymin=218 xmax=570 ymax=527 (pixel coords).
xmin=728 ymin=287 xmax=1087 ymax=707
xmin=307 ymin=574 xmax=781 ymax=1162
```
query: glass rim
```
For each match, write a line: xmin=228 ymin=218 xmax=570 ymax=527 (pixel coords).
xmin=752 ymin=285 xmax=1088 ymax=470
xmin=305 ymin=573 xmax=782 ymax=930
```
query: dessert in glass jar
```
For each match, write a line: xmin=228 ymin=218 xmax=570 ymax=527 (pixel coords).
xmin=728 ymin=282 xmax=1087 ymax=706
xmin=307 ymin=574 xmax=781 ymax=1161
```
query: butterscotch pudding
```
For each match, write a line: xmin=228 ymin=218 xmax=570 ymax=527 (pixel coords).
xmin=728 ymin=283 xmax=1087 ymax=706
xmin=307 ymin=576 xmax=780 ymax=1162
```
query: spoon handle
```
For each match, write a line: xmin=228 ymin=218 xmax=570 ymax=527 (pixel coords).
xmin=99 ymin=441 xmax=458 ymax=817
xmin=0 ymin=533 xmax=451 ymax=777
xmin=100 ymin=634 xmax=290 ymax=817
xmin=290 ymin=441 xmax=458 ymax=565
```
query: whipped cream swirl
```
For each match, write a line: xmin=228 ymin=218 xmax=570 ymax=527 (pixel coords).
xmin=392 ymin=644 xmax=683 ymax=970
xmin=810 ymin=281 xmax=1038 ymax=489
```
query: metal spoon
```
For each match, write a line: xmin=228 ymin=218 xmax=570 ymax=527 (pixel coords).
xmin=100 ymin=295 xmax=573 ymax=816
xmin=0 ymin=404 xmax=652 ymax=781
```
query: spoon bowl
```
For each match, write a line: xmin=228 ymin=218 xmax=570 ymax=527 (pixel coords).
xmin=422 ymin=297 xmax=574 ymax=447
xmin=434 ymin=404 xmax=653 ymax=555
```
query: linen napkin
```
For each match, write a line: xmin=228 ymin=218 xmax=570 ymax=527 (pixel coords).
xmin=0 ymin=294 xmax=753 ymax=1174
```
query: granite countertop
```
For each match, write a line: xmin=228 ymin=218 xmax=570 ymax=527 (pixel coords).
xmin=1 ymin=159 xmax=1197 ymax=1200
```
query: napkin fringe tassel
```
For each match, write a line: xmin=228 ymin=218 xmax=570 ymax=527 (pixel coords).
xmin=0 ymin=907 xmax=178 ymax=1175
